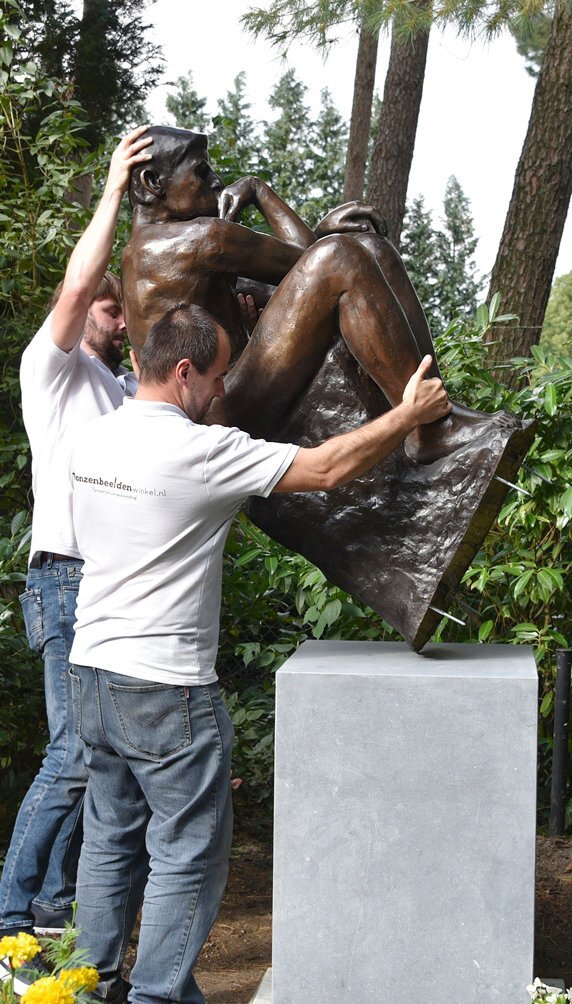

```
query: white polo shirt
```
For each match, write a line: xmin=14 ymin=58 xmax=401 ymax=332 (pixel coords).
xmin=70 ymin=399 xmax=298 ymax=686
xmin=20 ymin=314 xmax=127 ymax=560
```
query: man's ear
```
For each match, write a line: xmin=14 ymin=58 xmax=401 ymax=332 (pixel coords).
xmin=175 ymin=358 xmax=193 ymax=384
xmin=139 ymin=168 xmax=165 ymax=200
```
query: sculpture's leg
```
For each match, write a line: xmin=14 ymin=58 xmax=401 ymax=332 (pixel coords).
xmin=354 ymin=232 xmax=441 ymax=377
xmin=214 ymin=235 xmax=514 ymax=465
xmin=354 ymin=232 xmax=510 ymax=429
xmin=215 ymin=235 xmax=422 ymax=438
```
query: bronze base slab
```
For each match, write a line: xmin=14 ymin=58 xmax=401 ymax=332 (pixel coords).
xmin=246 ymin=341 xmax=536 ymax=651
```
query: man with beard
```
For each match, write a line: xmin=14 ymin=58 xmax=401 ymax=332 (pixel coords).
xmin=0 ymin=126 xmax=151 ymax=995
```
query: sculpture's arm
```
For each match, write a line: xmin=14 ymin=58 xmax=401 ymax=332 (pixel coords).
xmin=314 ymin=201 xmax=388 ymax=239
xmin=218 ymin=176 xmax=316 ymax=249
xmin=159 ymin=216 xmax=303 ymax=286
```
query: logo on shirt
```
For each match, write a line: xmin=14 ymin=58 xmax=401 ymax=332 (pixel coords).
xmin=72 ymin=472 xmax=166 ymax=498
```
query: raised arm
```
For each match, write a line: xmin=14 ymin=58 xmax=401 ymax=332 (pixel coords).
xmin=218 ymin=176 xmax=316 ymax=249
xmin=273 ymin=357 xmax=451 ymax=492
xmin=51 ymin=127 xmax=153 ymax=352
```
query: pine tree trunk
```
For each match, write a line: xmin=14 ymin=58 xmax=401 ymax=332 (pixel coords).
xmin=486 ymin=3 xmax=572 ymax=372
xmin=367 ymin=18 xmax=430 ymax=246
xmin=343 ymin=24 xmax=379 ymax=201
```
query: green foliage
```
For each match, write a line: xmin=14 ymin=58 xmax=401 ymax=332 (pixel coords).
xmin=364 ymin=0 xmax=562 ymax=39
xmin=434 ymin=175 xmax=481 ymax=323
xmin=0 ymin=1 xmax=97 ymax=501
xmin=242 ymin=0 xmax=561 ymax=47
xmin=401 ymin=179 xmax=482 ymax=336
xmin=540 ymin=272 xmax=572 ymax=356
xmin=400 ymin=194 xmax=442 ymax=328
xmin=299 ymin=87 xmax=347 ymax=227
xmin=165 ymin=71 xmax=209 ymax=132
xmin=242 ymin=0 xmax=364 ymax=53
xmin=10 ymin=0 xmax=164 ymax=148
xmin=210 ymin=71 xmax=265 ymax=193
xmin=510 ymin=10 xmax=552 ymax=76
xmin=262 ymin=69 xmax=312 ymax=209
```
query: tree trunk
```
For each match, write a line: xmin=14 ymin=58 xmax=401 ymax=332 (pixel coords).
xmin=67 ymin=173 xmax=93 ymax=210
xmin=367 ymin=19 xmax=430 ymax=246
xmin=343 ymin=24 xmax=379 ymax=202
xmin=486 ymin=3 xmax=572 ymax=372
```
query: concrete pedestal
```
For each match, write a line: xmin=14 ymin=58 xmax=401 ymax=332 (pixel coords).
xmin=265 ymin=641 xmax=537 ymax=1004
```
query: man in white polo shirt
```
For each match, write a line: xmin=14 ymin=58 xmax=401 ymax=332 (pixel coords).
xmin=69 ymin=302 xmax=450 ymax=1004
xmin=0 ymin=127 xmax=152 ymax=971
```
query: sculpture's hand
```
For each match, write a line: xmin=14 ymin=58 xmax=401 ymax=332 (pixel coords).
xmin=314 ymin=202 xmax=388 ymax=238
xmin=218 ymin=176 xmax=259 ymax=222
xmin=402 ymin=356 xmax=452 ymax=426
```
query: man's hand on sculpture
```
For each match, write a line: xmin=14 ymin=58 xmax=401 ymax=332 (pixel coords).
xmin=402 ymin=356 xmax=452 ymax=427
xmin=129 ymin=349 xmax=141 ymax=381
xmin=105 ymin=125 xmax=153 ymax=197
xmin=237 ymin=293 xmax=261 ymax=334
xmin=314 ymin=202 xmax=388 ymax=239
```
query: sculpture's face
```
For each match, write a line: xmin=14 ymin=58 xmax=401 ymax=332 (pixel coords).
xmin=164 ymin=149 xmax=224 ymax=220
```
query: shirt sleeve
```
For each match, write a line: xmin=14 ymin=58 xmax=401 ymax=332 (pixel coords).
xmin=20 ymin=312 xmax=82 ymax=389
xmin=204 ymin=426 xmax=299 ymax=506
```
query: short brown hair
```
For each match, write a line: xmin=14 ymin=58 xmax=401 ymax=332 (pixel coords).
xmin=50 ymin=271 xmax=122 ymax=310
xmin=139 ymin=304 xmax=220 ymax=384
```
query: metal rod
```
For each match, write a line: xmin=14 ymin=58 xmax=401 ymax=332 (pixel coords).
xmin=522 ymin=463 xmax=552 ymax=485
xmin=428 ymin=605 xmax=466 ymax=627
xmin=549 ymin=649 xmax=571 ymax=836
xmin=494 ymin=476 xmax=532 ymax=497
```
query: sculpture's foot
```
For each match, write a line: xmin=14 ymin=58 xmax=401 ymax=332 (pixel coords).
xmin=404 ymin=404 xmax=514 ymax=465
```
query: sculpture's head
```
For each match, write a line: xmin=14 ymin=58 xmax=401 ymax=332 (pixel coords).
xmin=129 ymin=125 xmax=224 ymax=221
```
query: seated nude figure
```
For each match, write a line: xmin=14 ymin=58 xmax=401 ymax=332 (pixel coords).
xmin=123 ymin=126 xmax=506 ymax=463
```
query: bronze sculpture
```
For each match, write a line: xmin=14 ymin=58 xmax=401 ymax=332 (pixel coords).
xmin=123 ymin=126 xmax=534 ymax=649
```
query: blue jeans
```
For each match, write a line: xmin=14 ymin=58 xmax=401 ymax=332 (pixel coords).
xmin=0 ymin=557 xmax=87 ymax=931
xmin=71 ymin=666 xmax=234 ymax=1004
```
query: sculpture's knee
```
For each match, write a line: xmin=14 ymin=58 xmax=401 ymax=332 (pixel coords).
xmin=355 ymin=232 xmax=404 ymax=269
xmin=308 ymin=234 xmax=370 ymax=280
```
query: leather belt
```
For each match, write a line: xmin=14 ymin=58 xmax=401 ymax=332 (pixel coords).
xmin=29 ymin=551 xmax=77 ymax=568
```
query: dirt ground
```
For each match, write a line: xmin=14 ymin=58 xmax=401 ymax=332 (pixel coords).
xmin=126 ymin=834 xmax=572 ymax=1003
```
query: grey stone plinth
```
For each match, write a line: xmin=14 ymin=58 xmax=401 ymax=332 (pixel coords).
xmin=250 ymin=968 xmax=272 ymax=1003
xmin=271 ymin=641 xmax=538 ymax=1004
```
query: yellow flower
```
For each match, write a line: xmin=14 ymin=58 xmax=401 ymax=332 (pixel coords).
xmin=58 ymin=967 xmax=99 ymax=993
xmin=21 ymin=976 xmax=74 ymax=1004
xmin=0 ymin=932 xmax=41 ymax=966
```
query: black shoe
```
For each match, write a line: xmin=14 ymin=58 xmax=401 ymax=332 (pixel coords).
xmin=32 ymin=904 xmax=74 ymax=935
xmin=0 ymin=950 xmax=52 ymax=996
xmin=93 ymin=978 xmax=132 ymax=1004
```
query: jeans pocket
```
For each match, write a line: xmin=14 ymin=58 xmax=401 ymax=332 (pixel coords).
xmin=69 ymin=667 xmax=82 ymax=739
xmin=107 ymin=681 xmax=192 ymax=761
xmin=19 ymin=587 xmax=44 ymax=653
